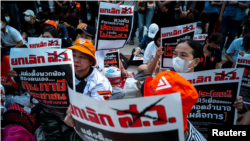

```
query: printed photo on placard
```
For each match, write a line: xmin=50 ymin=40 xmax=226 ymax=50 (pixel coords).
xmin=69 ymin=87 xmax=185 ymax=141
xmin=180 ymin=68 xmax=244 ymax=139
xmin=133 ymin=52 xmax=144 ymax=61
xmin=10 ymin=48 xmax=75 ymax=120
xmin=160 ymin=22 xmax=196 ymax=69
xmin=95 ymin=2 xmax=134 ymax=50
xmin=28 ymin=37 xmax=62 ymax=49
xmin=104 ymin=49 xmax=120 ymax=68
xmin=193 ymin=34 xmax=207 ymax=45
xmin=236 ymin=54 xmax=250 ymax=104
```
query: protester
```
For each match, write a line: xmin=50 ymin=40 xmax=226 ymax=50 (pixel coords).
xmin=1 ymin=1 xmax=21 ymax=30
xmin=219 ymin=1 xmax=250 ymax=51
xmin=239 ymin=110 xmax=250 ymax=125
xmin=1 ymin=84 xmax=6 ymax=121
xmin=199 ymin=1 xmax=223 ymax=35
xmin=50 ymin=14 xmax=72 ymax=48
xmin=222 ymin=33 xmax=250 ymax=68
xmin=1 ymin=16 xmax=24 ymax=55
xmin=37 ymin=5 xmax=51 ymax=24
xmin=1 ymin=48 xmax=19 ymax=92
xmin=52 ymin=0 xmax=70 ymax=15
xmin=2 ymin=12 xmax=19 ymax=31
xmin=58 ymin=7 xmax=78 ymax=40
xmin=133 ymin=23 xmax=159 ymax=56
xmin=143 ymin=71 xmax=207 ymax=141
xmin=75 ymin=24 xmax=128 ymax=78
xmin=42 ymin=27 xmax=59 ymax=38
xmin=138 ymin=1 xmax=154 ymax=43
xmin=175 ymin=1 xmax=196 ymax=25
xmin=153 ymin=1 xmax=176 ymax=28
xmin=193 ymin=1 xmax=205 ymax=22
xmin=124 ymin=1 xmax=138 ymax=45
xmin=137 ymin=30 xmax=161 ymax=74
xmin=21 ymin=9 xmax=42 ymax=40
xmin=40 ymin=20 xmax=57 ymax=30
xmin=202 ymin=33 xmax=223 ymax=70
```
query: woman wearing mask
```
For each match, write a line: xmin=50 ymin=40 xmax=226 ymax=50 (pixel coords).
xmin=202 ymin=33 xmax=223 ymax=70
xmin=2 ymin=12 xmax=19 ymax=31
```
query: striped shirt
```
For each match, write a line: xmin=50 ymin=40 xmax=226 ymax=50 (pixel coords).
xmin=186 ymin=120 xmax=207 ymax=141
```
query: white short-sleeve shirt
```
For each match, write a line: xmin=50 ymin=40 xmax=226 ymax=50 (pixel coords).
xmin=95 ymin=50 xmax=109 ymax=75
xmin=1 ymin=25 xmax=23 ymax=47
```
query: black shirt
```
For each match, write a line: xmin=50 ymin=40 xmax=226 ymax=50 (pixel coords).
xmin=202 ymin=44 xmax=222 ymax=70
xmin=38 ymin=12 xmax=51 ymax=22
xmin=75 ymin=67 xmax=93 ymax=93
xmin=21 ymin=20 xmax=42 ymax=38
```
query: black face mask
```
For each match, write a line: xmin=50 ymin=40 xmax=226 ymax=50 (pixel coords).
xmin=207 ymin=45 xmax=215 ymax=52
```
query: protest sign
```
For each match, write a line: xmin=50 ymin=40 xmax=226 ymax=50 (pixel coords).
xmin=193 ymin=34 xmax=207 ymax=45
xmin=28 ymin=37 xmax=62 ymax=49
xmin=160 ymin=22 xmax=196 ymax=69
xmin=180 ymin=68 xmax=244 ymax=139
xmin=10 ymin=48 xmax=75 ymax=120
xmin=69 ymin=87 xmax=185 ymax=141
xmin=104 ymin=49 xmax=120 ymax=68
xmin=133 ymin=52 xmax=144 ymax=61
xmin=95 ymin=2 xmax=134 ymax=50
xmin=236 ymin=54 xmax=250 ymax=103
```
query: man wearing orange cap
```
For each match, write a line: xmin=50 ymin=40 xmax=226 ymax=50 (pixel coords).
xmin=144 ymin=71 xmax=207 ymax=141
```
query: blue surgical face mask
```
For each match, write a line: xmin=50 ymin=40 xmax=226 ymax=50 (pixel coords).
xmin=5 ymin=17 xmax=10 ymax=22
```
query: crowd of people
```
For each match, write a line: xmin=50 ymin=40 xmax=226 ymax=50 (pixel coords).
xmin=1 ymin=1 xmax=250 ymax=141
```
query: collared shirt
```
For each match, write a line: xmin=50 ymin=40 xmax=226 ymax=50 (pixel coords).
xmin=137 ymin=33 xmax=153 ymax=51
xmin=1 ymin=25 xmax=23 ymax=47
xmin=226 ymin=38 xmax=250 ymax=61
xmin=143 ymin=41 xmax=158 ymax=64
xmin=75 ymin=67 xmax=112 ymax=100
xmin=204 ymin=1 xmax=220 ymax=14
xmin=186 ymin=120 xmax=207 ymax=141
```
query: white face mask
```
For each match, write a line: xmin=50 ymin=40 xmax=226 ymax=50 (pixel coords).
xmin=25 ymin=16 xmax=31 ymax=22
xmin=5 ymin=17 xmax=10 ymax=22
xmin=1 ymin=23 xmax=4 ymax=29
xmin=173 ymin=57 xmax=196 ymax=73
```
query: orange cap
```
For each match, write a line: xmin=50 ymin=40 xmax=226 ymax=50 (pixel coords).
xmin=144 ymin=71 xmax=198 ymax=131
xmin=67 ymin=39 xmax=97 ymax=66
xmin=41 ymin=20 xmax=57 ymax=29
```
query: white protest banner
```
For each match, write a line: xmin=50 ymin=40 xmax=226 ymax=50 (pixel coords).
xmin=69 ymin=87 xmax=185 ymax=141
xmin=236 ymin=54 xmax=250 ymax=104
xmin=160 ymin=22 xmax=196 ymax=69
xmin=104 ymin=49 xmax=120 ymax=68
xmin=193 ymin=34 xmax=207 ymax=45
xmin=95 ymin=2 xmax=134 ymax=50
xmin=179 ymin=68 xmax=244 ymax=139
xmin=28 ymin=37 xmax=62 ymax=49
xmin=10 ymin=48 xmax=75 ymax=120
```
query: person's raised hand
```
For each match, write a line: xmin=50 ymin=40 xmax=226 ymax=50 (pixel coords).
xmin=64 ymin=105 xmax=76 ymax=127
xmin=155 ymin=47 xmax=164 ymax=58
xmin=233 ymin=96 xmax=243 ymax=112
xmin=9 ymin=69 xmax=18 ymax=77
xmin=238 ymin=50 xmax=246 ymax=57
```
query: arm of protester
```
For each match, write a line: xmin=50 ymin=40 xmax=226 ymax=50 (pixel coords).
xmin=63 ymin=0 xmax=69 ymax=5
xmin=133 ymin=48 xmax=141 ymax=56
xmin=1 ymin=83 xmax=14 ymax=91
xmin=62 ymin=25 xmax=69 ymax=39
xmin=238 ymin=50 xmax=246 ymax=57
xmin=54 ymin=0 xmax=63 ymax=7
xmin=8 ymin=69 xmax=18 ymax=77
xmin=147 ymin=47 xmax=164 ymax=74
xmin=64 ymin=105 xmax=75 ymax=127
xmin=14 ymin=40 xmax=24 ymax=48
xmin=120 ymin=60 xmax=128 ymax=79
xmin=239 ymin=110 xmax=250 ymax=125
xmin=188 ymin=1 xmax=196 ymax=12
xmin=210 ymin=1 xmax=224 ymax=6
xmin=22 ymin=32 xmax=26 ymax=40
xmin=225 ymin=53 xmax=236 ymax=67
xmin=138 ymin=34 xmax=148 ymax=51
xmin=219 ymin=1 xmax=227 ymax=23
xmin=215 ymin=63 xmax=221 ymax=69
xmin=233 ymin=96 xmax=243 ymax=112
xmin=229 ymin=1 xmax=250 ymax=9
